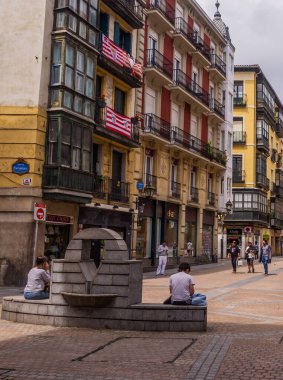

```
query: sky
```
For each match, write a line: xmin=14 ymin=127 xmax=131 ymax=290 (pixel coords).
xmin=196 ymin=0 xmax=283 ymax=100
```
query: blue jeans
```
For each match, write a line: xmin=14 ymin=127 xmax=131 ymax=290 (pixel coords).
xmin=262 ymin=256 xmax=269 ymax=274
xmin=24 ymin=291 xmax=49 ymax=300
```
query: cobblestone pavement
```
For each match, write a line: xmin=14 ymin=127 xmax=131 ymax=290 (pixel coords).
xmin=1 ymin=258 xmax=283 ymax=379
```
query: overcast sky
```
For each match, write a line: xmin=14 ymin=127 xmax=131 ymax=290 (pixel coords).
xmin=197 ymin=0 xmax=283 ymax=100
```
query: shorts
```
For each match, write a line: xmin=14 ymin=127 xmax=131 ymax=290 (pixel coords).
xmin=247 ymin=258 xmax=254 ymax=265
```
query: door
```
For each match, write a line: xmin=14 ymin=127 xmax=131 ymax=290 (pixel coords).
xmin=148 ymin=33 xmax=158 ymax=65
xmin=111 ymin=150 xmax=123 ymax=201
xmin=145 ymin=87 xmax=156 ymax=131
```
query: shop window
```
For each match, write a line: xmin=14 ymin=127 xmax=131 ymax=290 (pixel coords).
xmin=45 ymin=224 xmax=70 ymax=260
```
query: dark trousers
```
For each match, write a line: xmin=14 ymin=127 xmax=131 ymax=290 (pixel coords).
xmin=231 ymin=257 xmax=237 ymax=271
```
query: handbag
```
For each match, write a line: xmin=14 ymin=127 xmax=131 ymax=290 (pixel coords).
xmin=237 ymin=259 xmax=243 ymax=266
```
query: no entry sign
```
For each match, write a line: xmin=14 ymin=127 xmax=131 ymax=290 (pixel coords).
xmin=34 ymin=203 xmax=47 ymax=221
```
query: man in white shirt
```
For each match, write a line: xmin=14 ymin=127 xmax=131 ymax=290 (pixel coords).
xmin=169 ymin=262 xmax=195 ymax=305
xmin=156 ymin=241 xmax=169 ymax=275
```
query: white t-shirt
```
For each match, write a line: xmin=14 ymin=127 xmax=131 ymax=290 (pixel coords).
xmin=187 ymin=242 xmax=193 ymax=250
xmin=24 ymin=267 xmax=50 ymax=293
xmin=170 ymin=271 xmax=195 ymax=303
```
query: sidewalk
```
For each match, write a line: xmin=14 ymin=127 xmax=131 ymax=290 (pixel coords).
xmin=0 ymin=258 xmax=283 ymax=379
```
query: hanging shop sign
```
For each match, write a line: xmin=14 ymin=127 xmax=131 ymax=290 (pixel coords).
xmin=12 ymin=158 xmax=29 ymax=175
xmin=46 ymin=214 xmax=71 ymax=224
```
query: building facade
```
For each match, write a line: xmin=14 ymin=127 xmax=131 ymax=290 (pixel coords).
xmin=225 ymin=65 xmax=283 ymax=255
xmin=133 ymin=0 xmax=232 ymax=266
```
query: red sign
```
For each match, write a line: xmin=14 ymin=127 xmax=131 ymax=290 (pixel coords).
xmin=46 ymin=214 xmax=71 ymax=224
xmin=34 ymin=203 xmax=47 ymax=221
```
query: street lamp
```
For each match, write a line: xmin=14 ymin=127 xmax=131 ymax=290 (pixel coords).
xmin=217 ymin=200 xmax=233 ymax=259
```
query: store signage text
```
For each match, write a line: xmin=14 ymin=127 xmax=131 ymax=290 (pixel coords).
xmin=46 ymin=214 xmax=71 ymax=224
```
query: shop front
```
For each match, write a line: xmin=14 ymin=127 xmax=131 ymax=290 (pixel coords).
xmin=202 ymin=210 xmax=215 ymax=260
xmin=226 ymin=227 xmax=243 ymax=252
xmin=44 ymin=214 xmax=72 ymax=259
xmin=185 ymin=207 xmax=198 ymax=257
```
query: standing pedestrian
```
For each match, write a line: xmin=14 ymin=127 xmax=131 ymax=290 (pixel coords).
xmin=254 ymin=241 xmax=259 ymax=260
xmin=259 ymin=239 xmax=272 ymax=275
xmin=186 ymin=240 xmax=193 ymax=256
xmin=228 ymin=240 xmax=240 ymax=273
xmin=245 ymin=242 xmax=255 ymax=273
xmin=156 ymin=241 xmax=169 ymax=276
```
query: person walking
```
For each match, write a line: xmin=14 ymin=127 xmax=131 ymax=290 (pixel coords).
xmin=228 ymin=240 xmax=240 ymax=273
xmin=259 ymin=239 xmax=272 ymax=275
xmin=156 ymin=241 xmax=169 ymax=275
xmin=245 ymin=242 xmax=255 ymax=273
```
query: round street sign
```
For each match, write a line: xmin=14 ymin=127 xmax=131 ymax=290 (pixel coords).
xmin=34 ymin=203 xmax=47 ymax=221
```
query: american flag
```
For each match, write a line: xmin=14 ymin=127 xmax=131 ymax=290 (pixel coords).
xmin=101 ymin=34 xmax=142 ymax=79
xmin=106 ymin=107 xmax=132 ymax=138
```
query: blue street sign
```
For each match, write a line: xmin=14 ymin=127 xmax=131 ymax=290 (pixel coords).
xmin=12 ymin=161 xmax=29 ymax=175
xmin=137 ymin=180 xmax=144 ymax=191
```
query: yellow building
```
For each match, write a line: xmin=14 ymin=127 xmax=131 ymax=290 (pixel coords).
xmin=226 ymin=65 xmax=283 ymax=255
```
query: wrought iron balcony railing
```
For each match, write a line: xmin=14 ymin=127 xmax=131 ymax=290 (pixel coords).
xmin=144 ymin=172 xmax=157 ymax=189
xmin=233 ymin=94 xmax=247 ymax=107
xmin=189 ymin=186 xmax=199 ymax=203
xmin=173 ymin=68 xmax=209 ymax=107
xmin=142 ymin=113 xmax=171 ymax=141
xmin=209 ymin=98 xmax=225 ymax=118
xmin=233 ymin=131 xmax=246 ymax=144
xmin=232 ymin=170 xmax=245 ymax=183
xmin=174 ymin=17 xmax=195 ymax=45
xmin=108 ymin=178 xmax=130 ymax=203
xmin=170 ymin=180 xmax=181 ymax=198
xmin=256 ymin=172 xmax=270 ymax=190
xmin=193 ymin=33 xmax=211 ymax=62
xmin=210 ymin=54 xmax=226 ymax=76
xmin=146 ymin=0 xmax=175 ymax=25
xmin=208 ymin=192 xmax=216 ymax=206
xmin=145 ymin=48 xmax=173 ymax=79
xmin=275 ymin=117 xmax=283 ymax=138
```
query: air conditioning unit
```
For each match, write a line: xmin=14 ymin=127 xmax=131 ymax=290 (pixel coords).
xmin=244 ymin=226 xmax=252 ymax=234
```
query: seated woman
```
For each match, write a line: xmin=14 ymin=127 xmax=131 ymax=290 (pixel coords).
xmin=24 ymin=256 xmax=51 ymax=300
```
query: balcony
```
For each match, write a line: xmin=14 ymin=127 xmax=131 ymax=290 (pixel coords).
xmin=170 ymin=180 xmax=181 ymax=199
xmin=108 ymin=178 xmax=130 ymax=203
xmin=256 ymin=172 xmax=270 ymax=190
xmin=271 ymin=148 xmax=277 ymax=163
xmin=234 ymin=95 xmax=247 ymax=107
xmin=95 ymin=105 xmax=139 ymax=148
xmin=207 ymin=192 xmax=216 ymax=207
xmin=93 ymin=175 xmax=108 ymax=200
xmin=270 ymin=215 xmax=283 ymax=229
xmin=142 ymin=113 xmax=171 ymax=142
xmin=171 ymin=69 xmax=209 ymax=112
xmin=145 ymin=0 xmax=175 ymax=33
xmin=257 ymin=91 xmax=276 ymax=124
xmin=173 ymin=17 xmax=196 ymax=53
xmin=103 ymin=0 xmax=144 ymax=29
xmin=233 ymin=170 xmax=245 ymax=184
xmin=277 ymin=154 xmax=282 ymax=168
xmin=272 ymin=184 xmax=283 ymax=198
xmin=209 ymin=54 xmax=226 ymax=81
xmin=42 ymin=165 xmax=93 ymax=203
xmin=209 ymin=98 xmax=225 ymax=122
xmin=192 ymin=33 xmax=211 ymax=66
xmin=256 ymin=134 xmax=269 ymax=155
xmin=144 ymin=172 xmax=157 ymax=191
xmin=188 ymin=186 xmax=199 ymax=203
xmin=275 ymin=117 xmax=283 ymax=138
xmin=225 ymin=210 xmax=269 ymax=225
xmin=98 ymin=34 xmax=142 ymax=88
xmin=233 ymin=131 xmax=246 ymax=144
xmin=171 ymin=125 xmax=226 ymax=167
xmin=144 ymin=49 xmax=173 ymax=86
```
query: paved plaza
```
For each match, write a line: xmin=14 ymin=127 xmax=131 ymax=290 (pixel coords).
xmin=1 ymin=258 xmax=283 ymax=379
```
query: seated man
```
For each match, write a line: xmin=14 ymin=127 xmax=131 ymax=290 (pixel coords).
xmin=24 ymin=256 xmax=51 ymax=300
xmin=169 ymin=262 xmax=195 ymax=305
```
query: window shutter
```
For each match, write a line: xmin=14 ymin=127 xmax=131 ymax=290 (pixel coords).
xmin=114 ymin=21 xmax=120 ymax=45
xmin=100 ymin=13 xmax=109 ymax=36
xmin=124 ymin=32 xmax=132 ymax=54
